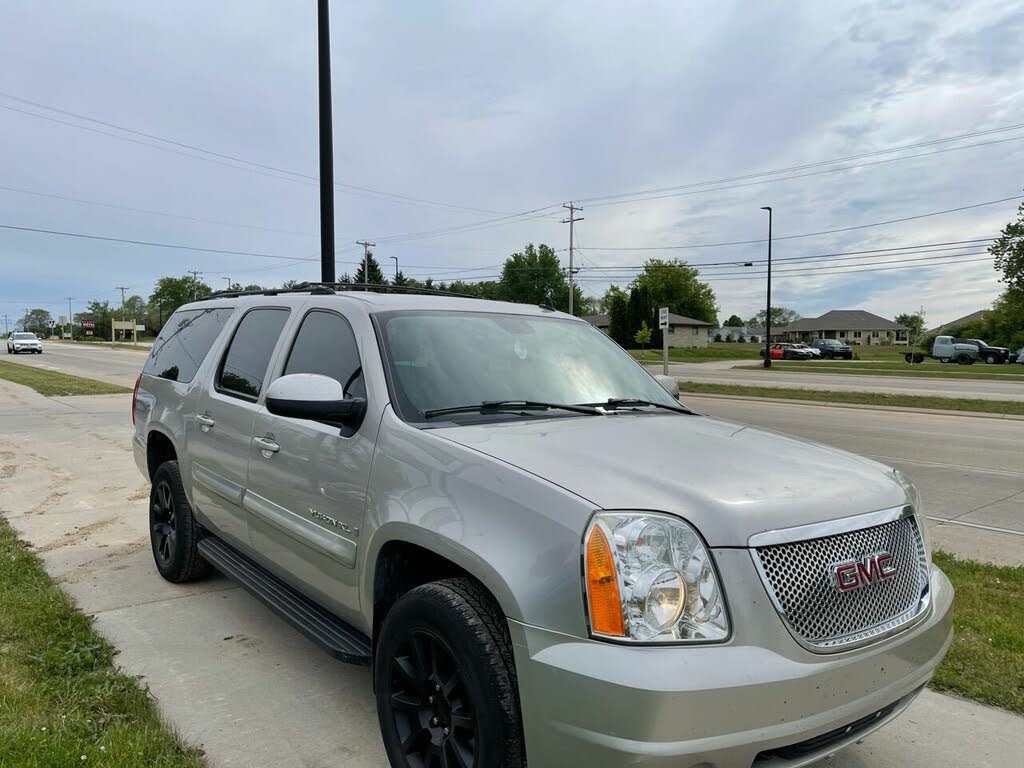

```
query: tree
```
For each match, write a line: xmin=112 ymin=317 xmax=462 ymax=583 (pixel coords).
xmin=600 ymin=285 xmax=629 ymax=314
xmin=894 ymin=311 xmax=926 ymax=340
xmin=992 ymin=201 xmax=1024 ymax=291
xmin=393 ymin=270 xmax=410 ymax=287
xmin=714 ymin=333 xmax=723 ymax=342
xmin=149 ymin=275 xmax=212 ymax=330
xmin=634 ymin=321 xmax=652 ymax=354
xmin=76 ymin=301 xmax=112 ymax=339
xmin=242 ymin=283 xmax=264 ymax=292
xmin=499 ymin=243 xmax=581 ymax=312
xmin=354 ymin=252 xmax=386 ymax=285
xmin=608 ymin=292 xmax=630 ymax=347
xmin=629 ymin=259 xmax=718 ymax=327
xmin=723 ymin=314 xmax=744 ymax=327
xmin=748 ymin=306 xmax=801 ymax=328
xmin=20 ymin=308 xmax=53 ymax=335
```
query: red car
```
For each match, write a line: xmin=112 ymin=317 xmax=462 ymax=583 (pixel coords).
xmin=759 ymin=343 xmax=814 ymax=360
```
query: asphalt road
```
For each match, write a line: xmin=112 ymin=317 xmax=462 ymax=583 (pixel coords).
xmin=5 ymin=342 xmax=147 ymax=387
xmin=651 ymin=360 xmax=1024 ymax=402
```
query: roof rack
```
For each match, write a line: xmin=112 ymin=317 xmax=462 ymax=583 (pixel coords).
xmin=195 ymin=282 xmax=479 ymax=302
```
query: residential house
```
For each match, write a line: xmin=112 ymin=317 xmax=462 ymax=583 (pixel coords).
xmin=926 ymin=309 xmax=988 ymax=335
xmin=775 ymin=310 xmax=910 ymax=345
xmin=584 ymin=313 xmax=715 ymax=348
xmin=713 ymin=325 xmax=762 ymax=343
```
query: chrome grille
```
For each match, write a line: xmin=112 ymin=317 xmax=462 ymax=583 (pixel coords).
xmin=753 ymin=515 xmax=929 ymax=651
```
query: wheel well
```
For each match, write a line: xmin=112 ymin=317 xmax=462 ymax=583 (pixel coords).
xmin=371 ymin=541 xmax=472 ymax=652
xmin=146 ymin=431 xmax=177 ymax=480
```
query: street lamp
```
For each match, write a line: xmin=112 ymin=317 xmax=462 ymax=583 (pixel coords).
xmin=223 ymin=277 xmax=232 ymax=290
xmin=760 ymin=206 xmax=773 ymax=369
xmin=390 ymin=256 xmax=399 ymax=282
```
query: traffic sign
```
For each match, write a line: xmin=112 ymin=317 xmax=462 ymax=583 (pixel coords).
xmin=658 ymin=307 xmax=669 ymax=330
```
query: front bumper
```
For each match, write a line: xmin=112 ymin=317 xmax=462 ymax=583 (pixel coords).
xmin=510 ymin=552 xmax=954 ymax=768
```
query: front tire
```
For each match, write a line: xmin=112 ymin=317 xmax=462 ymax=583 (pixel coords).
xmin=149 ymin=461 xmax=212 ymax=583
xmin=985 ymin=353 xmax=997 ymax=364
xmin=375 ymin=578 xmax=525 ymax=768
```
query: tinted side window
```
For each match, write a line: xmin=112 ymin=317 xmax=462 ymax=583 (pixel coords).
xmin=283 ymin=311 xmax=365 ymax=398
xmin=218 ymin=309 xmax=290 ymax=399
xmin=143 ymin=308 xmax=234 ymax=383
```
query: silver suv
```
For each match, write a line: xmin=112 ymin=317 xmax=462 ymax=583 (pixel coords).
xmin=132 ymin=287 xmax=953 ymax=768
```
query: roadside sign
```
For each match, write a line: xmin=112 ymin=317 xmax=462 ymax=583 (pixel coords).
xmin=135 ymin=324 xmax=146 ymax=332
xmin=658 ymin=307 xmax=669 ymax=330
xmin=58 ymin=315 xmax=67 ymax=324
xmin=85 ymin=330 xmax=94 ymax=336
xmin=62 ymin=332 xmax=71 ymax=339
xmin=48 ymin=319 xmax=56 ymax=327
xmin=81 ymin=320 xmax=95 ymax=330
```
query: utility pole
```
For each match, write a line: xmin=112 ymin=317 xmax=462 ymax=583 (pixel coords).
xmin=562 ymin=202 xmax=583 ymax=315
xmin=1 ymin=314 xmax=9 ymax=336
xmin=356 ymin=240 xmax=375 ymax=286
xmin=115 ymin=286 xmax=129 ymax=343
xmin=187 ymin=270 xmax=203 ymax=300
xmin=760 ymin=206 xmax=773 ymax=369
xmin=66 ymin=297 xmax=73 ymax=340
xmin=390 ymin=255 xmax=399 ymax=282
xmin=317 ymin=0 xmax=336 ymax=283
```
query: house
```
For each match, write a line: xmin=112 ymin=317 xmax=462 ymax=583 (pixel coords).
xmin=926 ymin=309 xmax=988 ymax=335
xmin=713 ymin=325 xmax=763 ymax=343
xmin=775 ymin=310 xmax=910 ymax=346
xmin=584 ymin=313 xmax=715 ymax=348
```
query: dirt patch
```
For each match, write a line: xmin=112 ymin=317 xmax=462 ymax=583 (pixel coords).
xmin=127 ymin=484 xmax=150 ymax=502
xmin=35 ymin=516 xmax=117 ymax=553
xmin=0 ymin=465 xmax=14 ymax=478
xmin=28 ymin=489 xmax=69 ymax=516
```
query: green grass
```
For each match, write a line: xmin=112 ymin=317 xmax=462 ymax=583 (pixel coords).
xmin=678 ymin=380 xmax=1024 ymax=416
xmin=931 ymin=551 xmax=1024 ymax=715
xmin=0 ymin=360 xmax=130 ymax=396
xmin=630 ymin=342 xmax=765 ymax=363
xmin=0 ymin=519 xmax=206 ymax=767
xmin=736 ymin=361 xmax=1024 ymax=380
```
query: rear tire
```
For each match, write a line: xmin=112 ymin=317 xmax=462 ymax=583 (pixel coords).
xmin=149 ymin=461 xmax=212 ymax=583
xmin=823 ymin=351 xmax=833 ymax=360
xmin=985 ymin=354 xmax=997 ymax=364
xmin=375 ymin=578 xmax=525 ymax=768
xmin=956 ymin=353 xmax=972 ymax=365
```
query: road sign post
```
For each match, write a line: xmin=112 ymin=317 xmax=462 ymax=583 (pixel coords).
xmin=659 ymin=307 xmax=669 ymax=376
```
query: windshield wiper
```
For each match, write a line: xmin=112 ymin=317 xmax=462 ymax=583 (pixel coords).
xmin=423 ymin=400 xmax=602 ymax=420
xmin=583 ymin=398 xmax=694 ymax=415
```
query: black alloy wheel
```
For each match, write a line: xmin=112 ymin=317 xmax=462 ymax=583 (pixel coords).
xmin=388 ymin=629 xmax=477 ymax=767
xmin=151 ymin=478 xmax=177 ymax=568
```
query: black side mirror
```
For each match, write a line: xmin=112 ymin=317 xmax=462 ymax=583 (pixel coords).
xmin=264 ymin=374 xmax=366 ymax=430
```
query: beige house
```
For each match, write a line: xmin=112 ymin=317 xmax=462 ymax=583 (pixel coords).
xmin=774 ymin=310 xmax=909 ymax=346
xmin=584 ymin=314 xmax=714 ymax=348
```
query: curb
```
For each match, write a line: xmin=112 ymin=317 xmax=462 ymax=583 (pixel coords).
xmin=679 ymin=391 xmax=1024 ymax=421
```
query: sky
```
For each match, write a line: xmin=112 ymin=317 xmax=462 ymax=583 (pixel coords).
xmin=1 ymin=0 xmax=1023 ymax=330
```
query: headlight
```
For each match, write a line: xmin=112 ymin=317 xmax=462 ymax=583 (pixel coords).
xmin=894 ymin=469 xmax=932 ymax=563
xmin=583 ymin=512 xmax=729 ymax=643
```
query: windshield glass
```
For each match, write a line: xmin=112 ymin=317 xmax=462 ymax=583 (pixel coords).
xmin=13 ymin=333 xmax=36 ymax=340
xmin=377 ymin=310 xmax=678 ymax=422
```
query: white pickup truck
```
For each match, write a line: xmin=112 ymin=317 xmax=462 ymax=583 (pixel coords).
xmin=930 ymin=335 xmax=979 ymax=364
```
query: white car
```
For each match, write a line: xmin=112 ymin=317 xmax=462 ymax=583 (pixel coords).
xmin=790 ymin=342 xmax=821 ymax=358
xmin=7 ymin=332 xmax=43 ymax=354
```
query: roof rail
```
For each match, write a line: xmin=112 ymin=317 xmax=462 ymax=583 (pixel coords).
xmin=195 ymin=281 xmax=481 ymax=303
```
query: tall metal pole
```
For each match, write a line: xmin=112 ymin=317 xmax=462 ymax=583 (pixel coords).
xmin=760 ymin=206 xmax=773 ymax=369
xmin=66 ymin=297 xmax=73 ymax=340
xmin=318 ymin=0 xmax=336 ymax=283
xmin=562 ymin=202 xmax=583 ymax=315
xmin=390 ymin=256 xmax=399 ymax=281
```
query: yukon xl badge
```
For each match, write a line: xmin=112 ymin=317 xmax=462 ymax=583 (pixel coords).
xmin=832 ymin=552 xmax=897 ymax=592
xmin=309 ymin=508 xmax=360 ymax=538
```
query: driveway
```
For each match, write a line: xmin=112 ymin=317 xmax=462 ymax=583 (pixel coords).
xmin=0 ymin=380 xmax=1021 ymax=767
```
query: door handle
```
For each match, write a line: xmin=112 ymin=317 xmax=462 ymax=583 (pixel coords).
xmin=196 ymin=414 xmax=215 ymax=431
xmin=253 ymin=436 xmax=280 ymax=455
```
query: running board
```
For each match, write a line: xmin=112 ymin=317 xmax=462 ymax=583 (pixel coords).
xmin=197 ymin=536 xmax=371 ymax=665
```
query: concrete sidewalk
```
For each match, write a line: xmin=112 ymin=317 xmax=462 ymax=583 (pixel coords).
xmin=1 ymin=380 xmax=1021 ymax=767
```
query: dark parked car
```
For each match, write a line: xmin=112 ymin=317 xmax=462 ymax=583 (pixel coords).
xmin=958 ymin=338 xmax=1010 ymax=364
xmin=809 ymin=339 xmax=853 ymax=359
xmin=1010 ymin=346 xmax=1023 ymax=364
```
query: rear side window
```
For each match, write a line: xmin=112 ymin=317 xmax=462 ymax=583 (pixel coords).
xmin=218 ymin=308 xmax=290 ymax=399
xmin=144 ymin=308 xmax=234 ymax=383
xmin=283 ymin=310 xmax=365 ymax=398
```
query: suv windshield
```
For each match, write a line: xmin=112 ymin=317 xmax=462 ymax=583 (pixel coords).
xmin=377 ymin=310 xmax=678 ymax=422
xmin=12 ymin=333 xmax=36 ymax=340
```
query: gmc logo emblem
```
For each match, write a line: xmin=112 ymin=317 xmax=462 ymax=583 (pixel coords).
xmin=832 ymin=552 xmax=897 ymax=592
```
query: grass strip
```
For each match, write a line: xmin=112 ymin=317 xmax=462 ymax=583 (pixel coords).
xmin=0 ymin=518 xmax=206 ymax=766
xmin=679 ymin=380 xmax=1024 ymax=416
xmin=931 ymin=551 xmax=1024 ymax=715
xmin=0 ymin=360 xmax=130 ymax=396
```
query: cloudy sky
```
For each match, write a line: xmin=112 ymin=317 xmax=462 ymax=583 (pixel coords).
xmin=1 ymin=0 xmax=1022 ymax=329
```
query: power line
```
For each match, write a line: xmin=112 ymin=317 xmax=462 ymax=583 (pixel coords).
xmin=0 ymin=92 xmax=508 ymax=216
xmin=581 ymin=194 xmax=1024 ymax=251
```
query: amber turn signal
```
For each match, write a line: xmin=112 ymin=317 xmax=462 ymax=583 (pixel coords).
xmin=585 ymin=524 xmax=625 ymax=636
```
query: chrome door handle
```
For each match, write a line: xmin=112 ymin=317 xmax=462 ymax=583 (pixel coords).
xmin=196 ymin=414 xmax=215 ymax=431
xmin=253 ymin=436 xmax=280 ymax=454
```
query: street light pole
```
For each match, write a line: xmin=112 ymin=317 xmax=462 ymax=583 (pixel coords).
xmin=760 ymin=206 xmax=773 ymax=369
xmin=317 ymin=0 xmax=336 ymax=283
xmin=390 ymin=256 xmax=399 ymax=282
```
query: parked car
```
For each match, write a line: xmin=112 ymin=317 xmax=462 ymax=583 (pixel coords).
xmin=1010 ymin=346 xmax=1023 ymax=364
xmin=930 ymin=335 xmax=978 ymax=364
xmin=958 ymin=338 xmax=1010 ymax=364
xmin=790 ymin=342 xmax=821 ymax=358
xmin=133 ymin=288 xmax=953 ymax=767
xmin=809 ymin=339 xmax=853 ymax=359
xmin=6 ymin=332 xmax=42 ymax=354
xmin=759 ymin=342 xmax=815 ymax=360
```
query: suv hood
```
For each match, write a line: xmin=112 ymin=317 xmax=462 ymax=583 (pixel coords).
xmin=431 ymin=413 xmax=906 ymax=546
